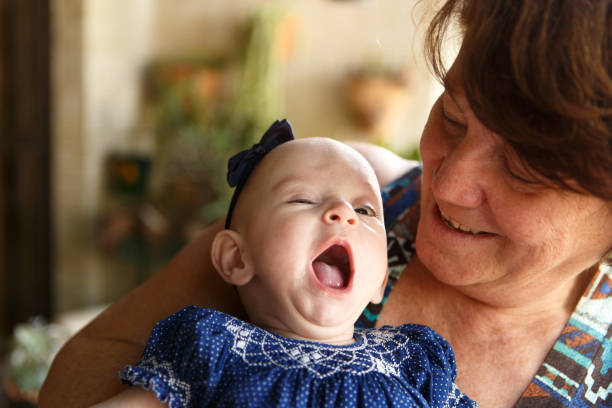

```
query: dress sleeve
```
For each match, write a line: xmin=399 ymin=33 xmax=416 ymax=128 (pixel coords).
xmin=119 ymin=306 xmax=231 ymax=408
xmin=396 ymin=324 xmax=477 ymax=408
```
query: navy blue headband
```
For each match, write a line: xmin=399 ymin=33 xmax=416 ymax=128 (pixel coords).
xmin=225 ymin=119 xmax=295 ymax=229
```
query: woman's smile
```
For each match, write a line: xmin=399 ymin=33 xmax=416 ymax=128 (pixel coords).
xmin=426 ymin=201 xmax=497 ymax=245
xmin=439 ymin=208 xmax=490 ymax=235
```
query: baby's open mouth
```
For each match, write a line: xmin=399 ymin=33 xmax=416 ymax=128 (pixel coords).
xmin=312 ymin=244 xmax=351 ymax=289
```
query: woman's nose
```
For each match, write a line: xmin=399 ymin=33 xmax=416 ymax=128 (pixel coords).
xmin=322 ymin=201 xmax=358 ymax=226
xmin=431 ymin=134 xmax=490 ymax=209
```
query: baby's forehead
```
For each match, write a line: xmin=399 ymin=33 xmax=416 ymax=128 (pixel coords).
xmin=253 ymin=138 xmax=379 ymax=191
xmin=269 ymin=138 xmax=366 ymax=167
xmin=273 ymin=137 xmax=341 ymax=156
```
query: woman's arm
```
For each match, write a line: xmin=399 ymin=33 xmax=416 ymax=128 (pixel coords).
xmin=39 ymin=219 xmax=245 ymax=407
xmin=346 ymin=141 xmax=419 ymax=187
xmin=90 ymin=388 xmax=167 ymax=408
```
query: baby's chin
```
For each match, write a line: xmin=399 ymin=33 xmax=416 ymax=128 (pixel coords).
xmin=270 ymin=324 xmax=357 ymax=345
xmin=253 ymin=312 xmax=359 ymax=345
xmin=245 ymin=293 xmax=368 ymax=344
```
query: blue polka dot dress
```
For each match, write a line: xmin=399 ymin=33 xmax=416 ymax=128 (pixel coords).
xmin=120 ymin=306 xmax=476 ymax=408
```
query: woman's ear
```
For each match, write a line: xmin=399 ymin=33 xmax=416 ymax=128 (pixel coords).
xmin=370 ymin=268 xmax=389 ymax=304
xmin=211 ymin=230 xmax=254 ymax=286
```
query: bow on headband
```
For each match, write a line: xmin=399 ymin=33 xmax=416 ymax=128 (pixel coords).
xmin=225 ymin=119 xmax=295 ymax=229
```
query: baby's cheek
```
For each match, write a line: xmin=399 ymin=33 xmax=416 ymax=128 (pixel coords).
xmin=361 ymin=237 xmax=388 ymax=274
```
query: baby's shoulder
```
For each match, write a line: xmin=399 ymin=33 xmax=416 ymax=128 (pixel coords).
xmin=359 ymin=323 xmax=447 ymax=345
xmin=358 ymin=324 xmax=456 ymax=374
xmin=153 ymin=306 xmax=237 ymax=333
xmin=143 ymin=307 xmax=243 ymax=359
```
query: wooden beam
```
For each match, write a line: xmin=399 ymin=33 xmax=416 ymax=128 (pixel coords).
xmin=1 ymin=0 xmax=52 ymax=335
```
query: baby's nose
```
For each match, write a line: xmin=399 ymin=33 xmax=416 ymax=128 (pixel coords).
xmin=323 ymin=201 xmax=357 ymax=226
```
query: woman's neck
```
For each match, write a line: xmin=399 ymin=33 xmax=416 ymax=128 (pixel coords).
xmin=383 ymin=256 xmax=595 ymax=337
xmin=377 ymin=256 xmax=597 ymax=408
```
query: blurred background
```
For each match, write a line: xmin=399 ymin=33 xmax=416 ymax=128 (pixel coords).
xmin=0 ymin=0 xmax=444 ymax=404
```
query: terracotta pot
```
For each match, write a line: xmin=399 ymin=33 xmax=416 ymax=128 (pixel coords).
xmin=346 ymin=73 xmax=411 ymax=141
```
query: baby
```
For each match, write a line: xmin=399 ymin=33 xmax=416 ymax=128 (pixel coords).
xmin=95 ymin=120 xmax=476 ymax=407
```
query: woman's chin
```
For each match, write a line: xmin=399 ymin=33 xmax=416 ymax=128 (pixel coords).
xmin=415 ymin=237 xmax=485 ymax=287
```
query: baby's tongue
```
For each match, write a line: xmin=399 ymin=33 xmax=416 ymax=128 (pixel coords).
xmin=313 ymin=261 xmax=344 ymax=288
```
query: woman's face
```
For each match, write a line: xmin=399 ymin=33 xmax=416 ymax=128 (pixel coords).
xmin=415 ymin=74 xmax=612 ymax=306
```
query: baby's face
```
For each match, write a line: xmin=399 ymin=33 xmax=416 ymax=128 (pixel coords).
xmin=234 ymin=138 xmax=387 ymax=343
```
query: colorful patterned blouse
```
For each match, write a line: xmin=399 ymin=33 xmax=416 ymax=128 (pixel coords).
xmin=357 ymin=166 xmax=612 ymax=407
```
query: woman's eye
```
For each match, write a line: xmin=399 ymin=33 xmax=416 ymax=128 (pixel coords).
xmin=440 ymin=94 xmax=467 ymax=133
xmin=355 ymin=206 xmax=377 ymax=217
xmin=504 ymin=162 xmax=544 ymax=189
xmin=502 ymin=148 xmax=544 ymax=188
xmin=441 ymin=109 xmax=466 ymax=131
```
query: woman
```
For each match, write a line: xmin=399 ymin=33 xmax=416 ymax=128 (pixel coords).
xmin=40 ymin=0 xmax=612 ymax=407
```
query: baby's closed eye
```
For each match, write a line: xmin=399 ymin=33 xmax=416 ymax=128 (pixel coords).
xmin=288 ymin=198 xmax=316 ymax=205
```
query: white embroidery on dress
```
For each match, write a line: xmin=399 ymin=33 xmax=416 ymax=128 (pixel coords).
xmin=443 ymin=382 xmax=477 ymax=407
xmin=224 ymin=319 xmax=412 ymax=379
xmin=124 ymin=356 xmax=192 ymax=406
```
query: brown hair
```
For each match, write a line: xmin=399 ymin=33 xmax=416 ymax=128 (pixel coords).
xmin=425 ymin=0 xmax=612 ymax=200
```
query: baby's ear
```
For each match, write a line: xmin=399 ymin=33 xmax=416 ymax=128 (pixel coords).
xmin=370 ymin=268 xmax=389 ymax=304
xmin=211 ymin=230 xmax=254 ymax=286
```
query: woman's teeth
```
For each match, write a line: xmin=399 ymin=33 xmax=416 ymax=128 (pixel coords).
xmin=440 ymin=210 xmax=483 ymax=234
